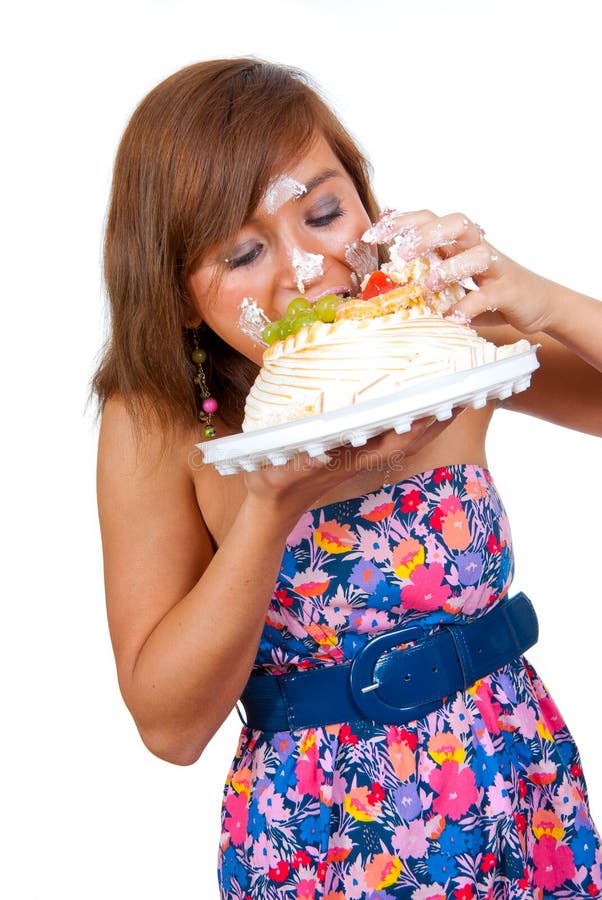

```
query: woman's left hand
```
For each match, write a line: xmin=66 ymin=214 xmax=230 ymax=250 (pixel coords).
xmin=367 ymin=209 xmax=558 ymax=335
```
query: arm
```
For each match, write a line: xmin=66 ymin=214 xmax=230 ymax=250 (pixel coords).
xmin=97 ymin=398 xmax=299 ymax=765
xmin=98 ymin=398 xmax=445 ymax=765
xmin=540 ymin=284 xmax=602 ymax=373
xmin=451 ymin=262 xmax=602 ymax=435
xmin=473 ymin=316 xmax=602 ymax=436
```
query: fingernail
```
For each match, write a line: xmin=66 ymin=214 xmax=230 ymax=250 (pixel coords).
xmin=445 ymin=306 xmax=472 ymax=325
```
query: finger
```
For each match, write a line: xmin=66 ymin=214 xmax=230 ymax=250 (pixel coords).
xmin=425 ymin=244 xmax=500 ymax=291
xmin=351 ymin=415 xmax=438 ymax=466
xmin=362 ymin=209 xmax=437 ymax=244
xmin=391 ymin=213 xmax=485 ymax=263
xmin=368 ymin=411 xmax=466 ymax=468
xmin=445 ymin=286 xmax=504 ymax=321
xmin=365 ymin=414 xmax=437 ymax=449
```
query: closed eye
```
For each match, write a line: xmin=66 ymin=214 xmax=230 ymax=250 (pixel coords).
xmin=226 ymin=200 xmax=344 ymax=268
xmin=227 ymin=242 xmax=263 ymax=270
xmin=307 ymin=209 xmax=344 ymax=227
xmin=307 ymin=201 xmax=344 ymax=228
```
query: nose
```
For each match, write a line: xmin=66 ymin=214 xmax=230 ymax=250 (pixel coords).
xmin=290 ymin=247 xmax=325 ymax=295
xmin=274 ymin=228 xmax=327 ymax=300
xmin=267 ymin=217 xmax=324 ymax=291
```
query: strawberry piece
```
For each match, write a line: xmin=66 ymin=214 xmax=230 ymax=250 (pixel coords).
xmin=361 ymin=270 xmax=395 ymax=300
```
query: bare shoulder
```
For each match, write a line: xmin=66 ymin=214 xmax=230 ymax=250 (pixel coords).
xmin=97 ymin=396 xmax=215 ymax=690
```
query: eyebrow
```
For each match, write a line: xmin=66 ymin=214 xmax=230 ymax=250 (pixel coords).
xmin=295 ymin=168 xmax=341 ymax=199
xmin=238 ymin=168 xmax=342 ymax=233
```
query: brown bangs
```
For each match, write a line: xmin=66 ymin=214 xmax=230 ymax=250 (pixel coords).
xmin=178 ymin=63 xmax=366 ymax=280
xmin=91 ymin=58 xmax=380 ymax=449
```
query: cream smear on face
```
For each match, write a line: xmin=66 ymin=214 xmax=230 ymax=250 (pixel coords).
xmin=263 ymin=176 xmax=307 ymax=214
xmin=345 ymin=240 xmax=378 ymax=291
xmin=291 ymin=248 xmax=324 ymax=294
xmin=238 ymin=297 xmax=270 ymax=346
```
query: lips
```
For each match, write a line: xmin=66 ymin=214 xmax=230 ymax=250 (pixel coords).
xmin=308 ymin=285 xmax=352 ymax=302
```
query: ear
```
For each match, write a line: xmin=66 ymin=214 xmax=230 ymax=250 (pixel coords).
xmin=183 ymin=297 xmax=203 ymax=329
xmin=181 ymin=283 xmax=204 ymax=328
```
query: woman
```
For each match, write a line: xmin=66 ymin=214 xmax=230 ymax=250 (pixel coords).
xmin=94 ymin=58 xmax=602 ymax=898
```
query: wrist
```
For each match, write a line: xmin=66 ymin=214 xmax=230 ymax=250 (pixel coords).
xmin=538 ymin=278 xmax=571 ymax=335
xmin=540 ymin=281 xmax=598 ymax=341
xmin=239 ymin=491 xmax=301 ymax=541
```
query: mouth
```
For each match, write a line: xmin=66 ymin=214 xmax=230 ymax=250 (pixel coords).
xmin=308 ymin=285 xmax=353 ymax=303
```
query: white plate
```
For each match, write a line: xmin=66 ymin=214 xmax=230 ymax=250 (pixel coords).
xmin=196 ymin=347 xmax=539 ymax=475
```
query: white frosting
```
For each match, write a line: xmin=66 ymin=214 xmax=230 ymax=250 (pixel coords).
xmin=242 ymin=309 xmax=529 ymax=431
xmin=380 ymin=254 xmax=466 ymax=315
xmin=263 ymin=176 xmax=307 ymax=214
xmin=238 ymin=297 xmax=271 ymax=346
xmin=381 ymin=255 xmax=431 ymax=287
xmin=388 ymin=228 xmax=421 ymax=266
xmin=345 ymin=240 xmax=378 ymax=282
xmin=362 ymin=208 xmax=406 ymax=244
xmin=291 ymin=248 xmax=324 ymax=294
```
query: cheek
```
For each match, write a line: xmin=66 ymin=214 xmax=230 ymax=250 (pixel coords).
xmin=190 ymin=272 xmax=245 ymax=339
xmin=203 ymin=296 xmax=267 ymax=365
xmin=321 ymin=208 xmax=373 ymax=258
xmin=189 ymin=269 xmax=267 ymax=364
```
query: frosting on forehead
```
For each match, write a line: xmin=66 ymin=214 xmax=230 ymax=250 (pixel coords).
xmin=263 ymin=175 xmax=307 ymax=214
xmin=291 ymin=248 xmax=324 ymax=294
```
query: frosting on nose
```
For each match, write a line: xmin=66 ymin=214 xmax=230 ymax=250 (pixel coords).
xmin=291 ymin=248 xmax=324 ymax=294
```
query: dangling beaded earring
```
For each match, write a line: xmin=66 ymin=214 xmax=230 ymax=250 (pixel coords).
xmin=191 ymin=329 xmax=218 ymax=438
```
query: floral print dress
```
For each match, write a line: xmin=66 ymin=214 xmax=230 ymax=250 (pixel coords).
xmin=218 ymin=465 xmax=602 ymax=899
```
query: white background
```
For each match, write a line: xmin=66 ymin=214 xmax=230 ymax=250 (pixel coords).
xmin=2 ymin=0 xmax=601 ymax=897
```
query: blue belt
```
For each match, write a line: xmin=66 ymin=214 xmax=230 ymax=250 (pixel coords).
xmin=240 ymin=592 xmax=538 ymax=733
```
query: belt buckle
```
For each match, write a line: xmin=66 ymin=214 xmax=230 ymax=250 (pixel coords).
xmin=349 ymin=624 xmax=439 ymax=724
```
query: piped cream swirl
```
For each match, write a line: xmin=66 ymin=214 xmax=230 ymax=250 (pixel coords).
xmin=242 ymin=307 xmax=529 ymax=431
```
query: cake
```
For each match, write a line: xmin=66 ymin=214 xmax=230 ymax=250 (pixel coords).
xmin=241 ymin=248 xmax=530 ymax=433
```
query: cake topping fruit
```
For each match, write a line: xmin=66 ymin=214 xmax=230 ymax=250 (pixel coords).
xmin=261 ymin=294 xmax=344 ymax=344
xmin=313 ymin=294 xmax=341 ymax=322
xmin=361 ymin=271 xmax=395 ymax=300
xmin=261 ymin=321 xmax=285 ymax=345
xmin=286 ymin=297 xmax=311 ymax=316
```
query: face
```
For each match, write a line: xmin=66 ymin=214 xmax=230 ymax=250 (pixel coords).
xmin=188 ymin=135 xmax=373 ymax=365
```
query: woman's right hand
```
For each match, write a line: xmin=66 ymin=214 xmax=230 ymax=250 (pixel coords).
xmin=242 ymin=412 xmax=459 ymax=525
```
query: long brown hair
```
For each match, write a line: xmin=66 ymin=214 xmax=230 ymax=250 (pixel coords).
xmin=91 ymin=58 xmax=381 ymax=443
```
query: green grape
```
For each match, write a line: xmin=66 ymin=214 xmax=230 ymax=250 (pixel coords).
xmin=262 ymin=321 xmax=283 ymax=345
xmin=287 ymin=297 xmax=311 ymax=316
xmin=314 ymin=294 xmax=342 ymax=322
xmin=279 ymin=315 xmax=296 ymax=338
xmin=290 ymin=311 xmax=318 ymax=334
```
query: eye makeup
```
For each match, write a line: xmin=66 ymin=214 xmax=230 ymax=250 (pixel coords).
xmin=224 ymin=241 xmax=263 ymax=270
